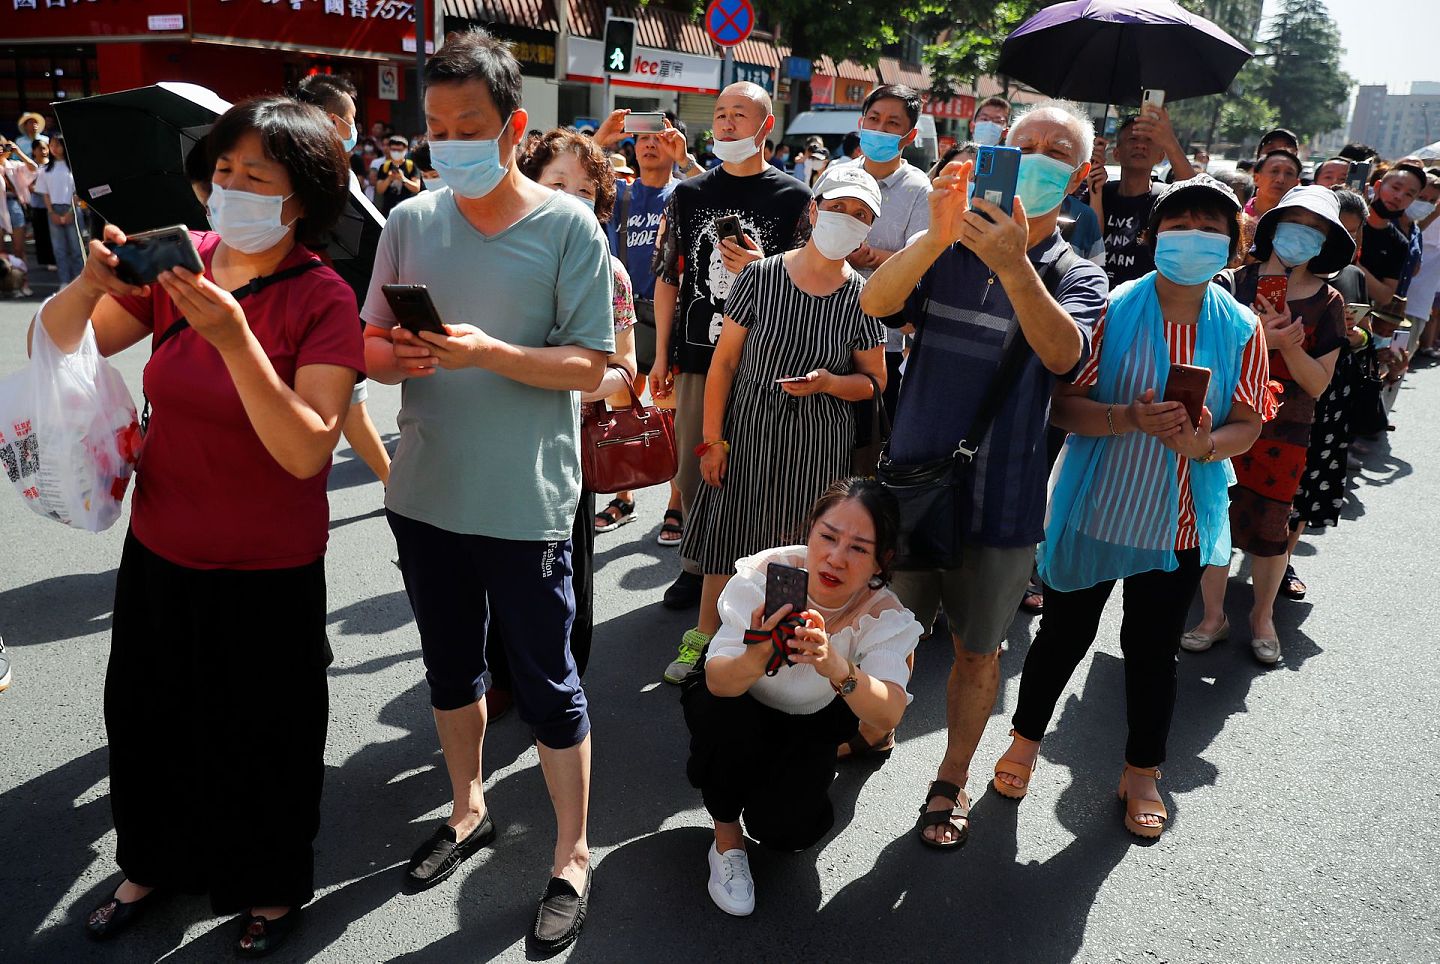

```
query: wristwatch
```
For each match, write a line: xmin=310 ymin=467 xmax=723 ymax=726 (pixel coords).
xmin=831 ymin=660 xmax=859 ymax=696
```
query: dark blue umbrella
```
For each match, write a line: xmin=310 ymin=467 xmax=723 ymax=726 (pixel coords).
xmin=996 ymin=0 xmax=1252 ymax=107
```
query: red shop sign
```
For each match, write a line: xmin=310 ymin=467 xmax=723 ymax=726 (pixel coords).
xmin=4 ymin=0 xmax=181 ymax=42
xmin=190 ymin=0 xmax=421 ymax=59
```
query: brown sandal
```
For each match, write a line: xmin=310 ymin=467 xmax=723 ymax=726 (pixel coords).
xmin=992 ymin=729 xmax=1037 ymax=800
xmin=837 ymin=728 xmax=896 ymax=761
xmin=915 ymin=779 xmax=970 ymax=850
xmin=1117 ymin=764 xmax=1168 ymax=839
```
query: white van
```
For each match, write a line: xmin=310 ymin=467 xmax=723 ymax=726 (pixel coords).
xmin=782 ymin=108 xmax=940 ymax=173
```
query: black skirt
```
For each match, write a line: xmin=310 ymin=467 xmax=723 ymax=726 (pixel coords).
xmin=105 ymin=531 xmax=332 ymax=913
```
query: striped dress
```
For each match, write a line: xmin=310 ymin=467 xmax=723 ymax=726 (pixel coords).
xmin=683 ymin=255 xmax=885 ymax=576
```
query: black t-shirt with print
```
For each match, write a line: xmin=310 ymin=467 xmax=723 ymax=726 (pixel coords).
xmin=1360 ymin=219 xmax=1408 ymax=282
xmin=1101 ymin=181 xmax=1160 ymax=288
xmin=655 ymin=165 xmax=812 ymax=374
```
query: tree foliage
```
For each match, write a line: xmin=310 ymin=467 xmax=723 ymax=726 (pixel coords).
xmin=1255 ymin=0 xmax=1352 ymax=141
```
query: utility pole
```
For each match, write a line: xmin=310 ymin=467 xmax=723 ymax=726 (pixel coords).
xmin=415 ymin=0 xmax=427 ymax=134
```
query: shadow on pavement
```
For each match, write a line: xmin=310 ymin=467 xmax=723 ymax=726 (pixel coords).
xmin=0 ymin=570 xmax=117 ymax=647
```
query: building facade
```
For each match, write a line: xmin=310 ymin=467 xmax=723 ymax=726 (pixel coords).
xmin=1349 ymin=83 xmax=1440 ymax=159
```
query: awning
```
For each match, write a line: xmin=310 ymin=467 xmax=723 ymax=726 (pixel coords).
xmin=443 ymin=0 xmax=560 ymax=32
xmin=878 ymin=56 xmax=929 ymax=91
xmin=811 ymin=55 xmax=880 ymax=84
xmin=567 ymin=0 xmax=714 ymax=57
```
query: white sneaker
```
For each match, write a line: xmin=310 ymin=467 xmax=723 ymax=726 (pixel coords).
xmin=706 ymin=844 xmax=754 ymax=916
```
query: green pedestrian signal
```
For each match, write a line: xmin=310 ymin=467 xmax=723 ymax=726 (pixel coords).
xmin=604 ymin=17 xmax=636 ymax=74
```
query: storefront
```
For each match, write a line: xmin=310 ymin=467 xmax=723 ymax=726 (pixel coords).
xmin=565 ymin=36 xmax=720 ymax=133
xmin=3 ymin=0 xmax=432 ymax=136
xmin=809 ymin=56 xmax=876 ymax=110
xmin=442 ymin=13 xmax=560 ymax=132
xmin=923 ymin=92 xmax=977 ymax=143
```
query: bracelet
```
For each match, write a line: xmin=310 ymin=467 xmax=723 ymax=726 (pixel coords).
xmin=694 ymin=439 xmax=730 ymax=457
xmin=1195 ymin=436 xmax=1217 ymax=463
xmin=1105 ymin=404 xmax=1121 ymax=437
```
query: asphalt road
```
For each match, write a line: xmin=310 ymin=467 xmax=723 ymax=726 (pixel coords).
xmin=2 ymin=285 xmax=1438 ymax=963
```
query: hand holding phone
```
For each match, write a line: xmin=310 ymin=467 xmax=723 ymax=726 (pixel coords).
xmin=764 ymin=562 xmax=809 ymax=620
xmin=623 ymin=111 xmax=667 ymax=134
xmin=1163 ymin=364 xmax=1211 ymax=429
xmin=111 ymin=226 xmax=204 ymax=286
xmin=1142 ymin=88 xmax=1166 ymax=110
xmin=714 ymin=215 xmax=746 ymax=247
xmin=382 ymin=283 xmax=448 ymax=336
xmin=971 ymin=145 xmax=1022 ymax=219
xmin=1255 ymin=275 xmax=1289 ymax=315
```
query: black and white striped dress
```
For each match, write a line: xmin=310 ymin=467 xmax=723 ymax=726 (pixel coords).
xmin=683 ymin=254 xmax=886 ymax=576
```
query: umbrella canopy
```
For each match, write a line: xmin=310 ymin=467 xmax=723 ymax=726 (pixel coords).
xmin=996 ymin=0 xmax=1252 ymax=107
xmin=1413 ymin=141 xmax=1440 ymax=161
xmin=53 ymin=82 xmax=229 ymax=233
xmin=53 ymin=82 xmax=382 ymax=306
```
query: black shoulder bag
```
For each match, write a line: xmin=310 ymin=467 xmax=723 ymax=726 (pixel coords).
xmin=852 ymin=372 xmax=890 ymax=477
xmin=876 ymin=247 xmax=1081 ymax=570
xmin=139 ymin=260 xmax=323 ymax=435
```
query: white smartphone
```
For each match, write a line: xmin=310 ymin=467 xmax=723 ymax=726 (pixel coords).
xmin=1142 ymin=88 xmax=1166 ymax=110
xmin=1392 ymin=330 xmax=1411 ymax=353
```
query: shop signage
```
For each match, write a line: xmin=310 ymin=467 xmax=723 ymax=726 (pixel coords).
xmin=733 ymin=61 xmax=773 ymax=95
xmin=378 ymin=61 xmax=398 ymax=99
xmin=810 ymin=74 xmax=834 ymax=106
xmin=6 ymin=0 xmax=170 ymax=41
xmin=189 ymin=0 xmax=422 ymax=59
xmin=444 ymin=20 xmax=558 ymax=79
xmin=567 ymin=36 xmax=722 ymax=94
xmin=782 ymin=56 xmax=812 ymax=82
xmin=923 ymin=93 xmax=977 ymax=121
xmin=147 ymin=13 xmax=184 ymax=30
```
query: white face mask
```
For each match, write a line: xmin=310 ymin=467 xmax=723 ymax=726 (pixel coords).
xmin=207 ymin=183 xmax=296 ymax=254
xmin=811 ymin=209 xmax=873 ymax=260
xmin=1407 ymin=199 xmax=1437 ymax=221
xmin=390 ymin=149 xmax=406 ymax=162
xmin=711 ymin=122 xmax=768 ymax=164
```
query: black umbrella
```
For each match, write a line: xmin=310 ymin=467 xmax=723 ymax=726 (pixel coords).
xmin=53 ymin=82 xmax=383 ymax=305
xmin=52 ymin=82 xmax=227 ymax=233
xmin=996 ymin=0 xmax=1252 ymax=107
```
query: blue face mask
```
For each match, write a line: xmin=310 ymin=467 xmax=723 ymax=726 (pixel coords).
xmin=973 ymin=120 xmax=1004 ymax=146
xmin=1271 ymin=221 xmax=1326 ymax=267
xmin=338 ymin=119 xmax=358 ymax=154
xmin=1015 ymin=152 xmax=1077 ymax=216
xmin=858 ymin=127 xmax=905 ymax=163
xmin=429 ymin=113 xmax=515 ymax=199
xmin=1153 ymin=229 xmax=1232 ymax=286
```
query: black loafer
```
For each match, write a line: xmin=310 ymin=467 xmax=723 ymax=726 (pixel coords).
xmin=234 ymin=907 xmax=303 ymax=958
xmin=406 ymin=812 xmax=496 ymax=890
xmin=84 ymin=889 xmax=156 ymax=941
xmin=530 ymin=865 xmax=591 ymax=954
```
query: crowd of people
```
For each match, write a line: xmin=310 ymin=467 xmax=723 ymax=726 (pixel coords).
xmin=5 ymin=21 xmax=1440 ymax=958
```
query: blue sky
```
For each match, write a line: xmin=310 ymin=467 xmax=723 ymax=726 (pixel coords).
xmin=1260 ymin=0 xmax=1434 ymax=91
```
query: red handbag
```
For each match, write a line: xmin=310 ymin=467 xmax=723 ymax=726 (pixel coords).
xmin=580 ymin=366 xmax=678 ymax=492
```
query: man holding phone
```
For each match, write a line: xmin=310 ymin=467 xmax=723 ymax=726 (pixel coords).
xmin=859 ymin=100 xmax=1108 ymax=849
xmin=1099 ymin=103 xmax=1195 ymax=289
xmin=648 ymin=82 xmax=811 ymax=668
xmin=361 ymin=29 xmax=614 ymax=951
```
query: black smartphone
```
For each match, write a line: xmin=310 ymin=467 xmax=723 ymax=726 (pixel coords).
xmin=1163 ymin=363 xmax=1211 ymax=429
xmin=381 ymin=283 xmax=448 ymax=336
xmin=623 ymin=111 xmax=667 ymax=134
xmin=1346 ymin=160 xmax=1371 ymax=191
xmin=714 ymin=215 xmax=746 ymax=248
xmin=111 ymin=225 xmax=204 ymax=286
xmin=971 ymin=145 xmax=1022 ymax=218
xmin=764 ymin=562 xmax=808 ymax=620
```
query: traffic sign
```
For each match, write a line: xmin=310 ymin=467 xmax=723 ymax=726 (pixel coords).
xmin=603 ymin=16 xmax=637 ymax=74
xmin=705 ymin=0 xmax=754 ymax=48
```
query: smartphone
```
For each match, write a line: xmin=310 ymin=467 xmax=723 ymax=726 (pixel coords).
xmin=111 ymin=225 xmax=203 ymax=286
xmin=1142 ymin=88 xmax=1166 ymax=110
xmin=623 ymin=111 xmax=667 ymax=134
xmin=1346 ymin=160 xmax=1371 ymax=190
xmin=1163 ymin=363 xmax=1211 ymax=429
xmin=774 ymin=375 xmax=810 ymax=385
xmin=1392 ymin=329 xmax=1411 ymax=353
xmin=1256 ymin=274 xmax=1288 ymax=312
xmin=1345 ymin=303 xmax=1374 ymax=324
xmin=972 ymin=145 xmax=1022 ymax=217
xmin=764 ymin=562 xmax=809 ymax=620
xmin=714 ymin=214 xmax=746 ymax=247
xmin=381 ymin=283 xmax=448 ymax=336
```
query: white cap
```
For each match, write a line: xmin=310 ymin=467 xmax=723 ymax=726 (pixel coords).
xmin=813 ymin=164 xmax=883 ymax=218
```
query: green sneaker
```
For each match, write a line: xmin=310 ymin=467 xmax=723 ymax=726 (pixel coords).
xmin=663 ymin=628 xmax=711 ymax=685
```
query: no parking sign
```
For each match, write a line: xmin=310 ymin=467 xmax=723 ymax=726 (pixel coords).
xmin=705 ymin=0 xmax=754 ymax=47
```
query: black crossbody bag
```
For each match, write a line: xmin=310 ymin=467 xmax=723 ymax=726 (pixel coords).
xmin=139 ymin=260 xmax=323 ymax=435
xmin=877 ymin=247 xmax=1080 ymax=570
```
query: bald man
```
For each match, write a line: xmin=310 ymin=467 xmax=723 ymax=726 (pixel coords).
xmin=649 ymin=81 xmax=814 ymax=678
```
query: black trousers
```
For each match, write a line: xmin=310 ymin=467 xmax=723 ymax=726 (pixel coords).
xmin=489 ymin=490 xmax=594 ymax=682
xmin=883 ymin=350 xmax=904 ymax=424
xmin=27 ymin=203 xmax=53 ymax=264
xmin=1011 ymin=549 xmax=1202 ymax=768
xmin=682 ymin=677 xmax=858 ymax=852
xmin=106 ymin=532 xmax=331 ymax=913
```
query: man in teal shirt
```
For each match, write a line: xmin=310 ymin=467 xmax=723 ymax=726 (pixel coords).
xmin=362 ymin=29 xmax=613 ymax=953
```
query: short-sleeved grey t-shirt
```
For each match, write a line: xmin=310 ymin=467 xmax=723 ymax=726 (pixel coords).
xmin=362 ymin=188 xmax=616 ymax=541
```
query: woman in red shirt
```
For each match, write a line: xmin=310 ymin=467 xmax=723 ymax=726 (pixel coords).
xmin=31 ymin=96 xmax=362 ymax=956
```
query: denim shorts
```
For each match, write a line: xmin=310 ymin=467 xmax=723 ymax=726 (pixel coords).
xmin=5 ymin=196 xmax=25 ymax=229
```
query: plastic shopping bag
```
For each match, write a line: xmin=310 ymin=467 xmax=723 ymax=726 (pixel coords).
xmin=0 ymin=317 xmax=141 ymax=532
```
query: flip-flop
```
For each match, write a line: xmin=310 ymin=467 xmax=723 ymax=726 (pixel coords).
xmin=1019 ymin=580 xmax=1045 ymax=615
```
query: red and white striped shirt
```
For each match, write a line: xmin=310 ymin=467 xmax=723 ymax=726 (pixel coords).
xmin=1075 ymin=317 xmax=1275 ymax=549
